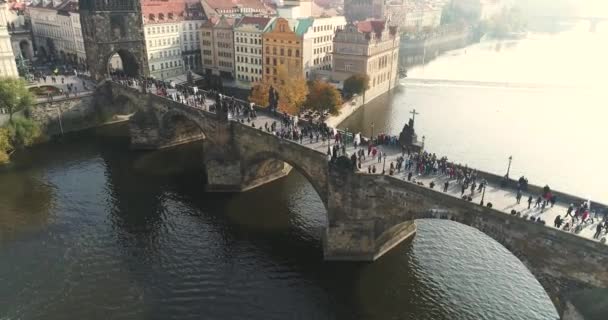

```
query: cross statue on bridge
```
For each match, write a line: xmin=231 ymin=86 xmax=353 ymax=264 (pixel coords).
xmin=410 ymin=109 xmax=419 ymax=123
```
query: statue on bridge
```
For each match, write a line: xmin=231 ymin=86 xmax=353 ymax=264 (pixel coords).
xmin=399 ymin=109 xmax=423 ymax=153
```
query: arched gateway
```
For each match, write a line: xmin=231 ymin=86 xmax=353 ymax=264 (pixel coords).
xmin=79 ymin=0 xmax=149 ymax=80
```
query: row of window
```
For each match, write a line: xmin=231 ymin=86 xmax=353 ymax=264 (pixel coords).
xmin=265 ymin=46 xmax=300 ymax=58
xmin=313 ymin=56 xmax=331 ymax=65
xmin=235 ymin=37 xmax=262 ymax=45
xmin=146 ymin=24 xmax=180 ymax=34
xmin=218 ymin=51 xmax=232 ymax=58
xmin=314 ymin=35 xmax=333 ymax=44
xmin=219 ymin=61 xmax=232 ymax=68
xmin=236 ymin=66 xmax=262 ymax=74
xmin=314 ymin=46 xmax=332 ymax=55
xmin=372 ymin=71 xmax=392 ymax=87
xmin=217 ymin=42 xmax=231 ymax=49
xmin=237 ymin=56 xmax=261 ymax=64
xmin=313 ymin=25 xmax=339 ymax=33
xmin=147 ymin=37 xmax=180 ymax=48
xmin=150 ymin=59 xmax=183 ymax=71
xmin=149 ymin=49 xmax=181 ymax=60
xmin=236 ymin=46 xmax=262 ymax=55
xmin=237 ymin=74 xmax=261 ymax=82
xmin=183 ymin=33 xmax=200 ymax=42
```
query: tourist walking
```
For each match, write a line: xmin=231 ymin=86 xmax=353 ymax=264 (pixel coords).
xmin=516 ymin=189 xmax=522 ymax=204
xmin=594 ymin=222 xmax=604 ymax=239
xmin=528 ymin=196 xmax=533 ymax=209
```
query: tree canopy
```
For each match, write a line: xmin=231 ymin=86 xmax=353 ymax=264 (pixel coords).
xmin=248 ymin=81 xmax=270 ymax=107
xmin=0 ymin=128 xmax=11 ymax=165
xmin=343 ymin=74 xmax=370 ymax=98
xmin=306 ymin=80 xmax=342 ymax=115
xmin=276 ymin=65 xmax=308 ymax=114
xmin=0 ymin=77 xmax=34 ymax=122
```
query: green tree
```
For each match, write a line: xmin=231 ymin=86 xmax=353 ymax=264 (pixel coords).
xmin=306 ymin=80 xmax=343 ymax=115
xmin=343 ymin=74 xmax=370 ymax=98
xmin=0 ymin=128 xmax=12 ymax=165
xmin=6 ymin=117 xmax=41 ymax=149
xmin=0 ymin=77 xmax=34 ymax=122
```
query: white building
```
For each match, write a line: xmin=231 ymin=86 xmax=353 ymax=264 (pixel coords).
xmin=0 ymin=1 xmax=18 ymax=77
xmin=233 ymin=16 xmax=273 ymax=87
xmin=181 ymin=1 xmax=205 ymax=72
xmin=142 ymin=14 xmax=184 ymax=79
xmin=299 ymin=15 xmax=346 ymax=78
xmin=28 ymin=0 xmax=85 ymax=65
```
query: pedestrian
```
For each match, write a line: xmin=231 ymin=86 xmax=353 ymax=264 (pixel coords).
xmin=516 ymin=189 xmax=522 ymax=204
xmin=461 ymin=184 xmax=466 ymax=196
xmin=535 ymin=196 xmax=542 ymax=208
xmin=407 ymin=172 xmax=412 ymax=181
xmin=594 ymin=222 xmax=604 ymax=239
xmin=528 ymin=196 xmax=533 ymax=209
xmin=566 ymin=204 xmax=574 ymax=218
xmin=554 ymin=215 xmax=563 ymax=229
xmin=443 ymin=181 xmax=449 ymax=192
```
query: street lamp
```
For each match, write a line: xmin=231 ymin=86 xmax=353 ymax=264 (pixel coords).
xmin=480 ymin=184 xmax=486 ymax=206
xmin=382 ymin=152 xmax=386 ymax=174
xmin=345 ymin=127 xmax=349 ymax=146
xmin=370 ymin=122 xmax=375 ymax=145
xmin=506 ymin=155 xmax=513 ymax=178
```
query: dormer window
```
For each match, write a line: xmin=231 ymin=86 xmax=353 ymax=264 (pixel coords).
xmin=149 ymin=14 xmax=155 ymax=21
xmin=159 ymin=13 xmax=165 ymax=21
xmin=168 ymin=13 xmax=174 ymax=20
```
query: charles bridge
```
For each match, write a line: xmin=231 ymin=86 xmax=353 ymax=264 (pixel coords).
xmin=72 ymin=1 xmax=607 ymax=318
xmin=98 ymin=80 xmax=608 ymax=319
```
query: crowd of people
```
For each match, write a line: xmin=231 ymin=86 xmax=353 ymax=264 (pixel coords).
xmin=109 ymin=77 xmax=608 ymax=243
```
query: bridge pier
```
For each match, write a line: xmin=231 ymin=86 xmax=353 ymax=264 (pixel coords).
xmin=323 ymin=162 xmax=418 ymax=261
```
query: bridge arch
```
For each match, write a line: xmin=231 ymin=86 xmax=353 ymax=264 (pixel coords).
xmin=158 ymin=109 xmax=208 ymax=147
xmin=241 ymin=150 xmax=329 ymax=206
xmin=107 ymin=50 xmax=140 ymax=78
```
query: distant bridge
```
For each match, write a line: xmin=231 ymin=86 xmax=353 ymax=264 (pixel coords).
xmin=533 ymin=15 xmax=608 ymax=32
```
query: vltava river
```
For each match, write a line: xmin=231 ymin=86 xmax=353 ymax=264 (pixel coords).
xmin=341 ymin=23 xmax=608 ymax=203
xmin=6 ymin=24 xmax=605 ymax=320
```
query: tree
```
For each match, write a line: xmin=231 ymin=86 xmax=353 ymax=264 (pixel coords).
xmin=276 ymin=65 xmax=308 ymax=114
xmin=0 ymin=77 xmax=34 ymax=122
xmin=0 ymin=128 xmax=11 ymax=165
xmin=6 ymin=117 xmax=41 ymax=149
xmin=343 ymin=74 xmax=370 ymax=98
xmin=248 ymin=81 xmax=270 ymax=107
xmin=306 ymin=80 xmax=343 ymax=115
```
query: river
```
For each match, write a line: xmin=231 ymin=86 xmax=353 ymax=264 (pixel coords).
xmin=4 ymin=23 xmax=604 ymax=320
xmin=340 ymin=23 xmax=608 ymax=204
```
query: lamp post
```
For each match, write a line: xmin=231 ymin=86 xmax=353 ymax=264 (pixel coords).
xmin=370 ymin=122 xmax=375 ymax=145
xmin=506 ymin=155 xmax=513 ymax=178
xmin=480 ymin=184 xmax=486 ymax=206
xmin=345 ymin=127 xmax=349 ymax=146
xmin=382 ymin=152 xmax=386 ymax=174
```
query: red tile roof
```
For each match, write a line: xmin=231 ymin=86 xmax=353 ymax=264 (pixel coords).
xmin=357 ymin=20 xmax=386 ymax=34
xmin=235 ymin=16 xmax=271 ymax=28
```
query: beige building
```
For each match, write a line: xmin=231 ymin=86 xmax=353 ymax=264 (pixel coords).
xmin=28 ymin=0 xmax=85 ymax=65
xmin=234 ymin=16 xmax=273 ymax=87
xmin=302 ymin=15 xmax=346 ymax=78
xmin=200 ymin=16 xmax=235 ymax=78
xmin=332 ymin=20 xmax=400 ymax=102
xmin=0 ymin=1 xmax=18 ymax=77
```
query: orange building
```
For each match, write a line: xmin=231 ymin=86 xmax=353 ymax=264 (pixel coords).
xmin=262 ymin=18 xmax=302 ymax=85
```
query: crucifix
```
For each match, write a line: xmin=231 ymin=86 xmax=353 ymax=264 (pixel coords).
xmin=410 ymin=109 xmax=419 ymax=123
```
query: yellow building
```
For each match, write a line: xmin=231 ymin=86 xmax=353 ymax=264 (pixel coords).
xmin=262 ymin=17 xmax=302 ymax=85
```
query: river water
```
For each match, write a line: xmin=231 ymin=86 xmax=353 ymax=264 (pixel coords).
xmin=5 ymin=24 xmax=605 ymax=320
xmin=341 ymin=23 xmax=608 ymax=203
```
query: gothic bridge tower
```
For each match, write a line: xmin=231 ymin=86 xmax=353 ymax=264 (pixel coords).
xmin=80 ymin=0 xmax=149 ymax=80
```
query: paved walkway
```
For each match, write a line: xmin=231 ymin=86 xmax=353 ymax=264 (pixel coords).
xmin=115 ymin=81 xmax=608 ymax=244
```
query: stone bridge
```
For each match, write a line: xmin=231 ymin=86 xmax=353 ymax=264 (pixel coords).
xmin=104 ymin=82 xmax=607 ymax=319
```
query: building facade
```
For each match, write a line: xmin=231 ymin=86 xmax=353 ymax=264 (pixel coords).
xmin=332 ymin=20 xmax=400 ymax=102
xmin=234 ymin=16 xmax=273 ymax=86
xmin=344 ymin=0 xmax=386 ymax=22
xmin=200 ymin=16 xmax=235 ymax=79
xmin=0 ymin=0 xmax=18 ymax=77
xmin=262 ymin=17 xmax=302 ymax=84
xmin=142 ymin=0 xmax=185 ymax=79
xmin=28 ymin=0 xmax=84 ymax=65
xmin=181 ymin=0 xmax=204 ymax=72
xmin=301 ymin=15 xmax=346 ymax=78
xmin=201 ymin=0 xmax=274 ymax=19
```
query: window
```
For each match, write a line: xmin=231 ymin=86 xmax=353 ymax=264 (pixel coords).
xmin=273 ymin=47 xmax=276 ymax=55
xmin=280 ymin=48 xmax=284 ymax=56
xmin=295 ymin=50 xmax=299 ymax=57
